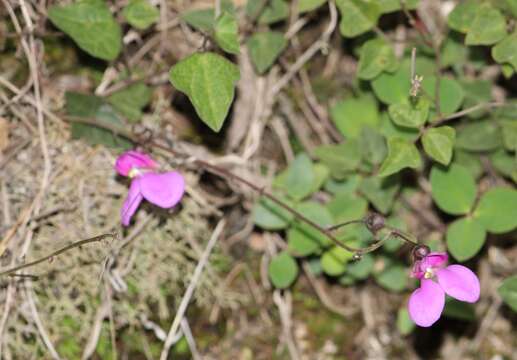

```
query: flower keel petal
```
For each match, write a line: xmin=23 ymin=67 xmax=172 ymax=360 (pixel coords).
xmin=408 ymin=279 xmax=445 ymax=327
xmin=115 ymin=150 xmax=158 ymax=177
xmin=436 ymin=265 xmax=480 ymax=303
xmin=121 ymin=178 xmax=143 ymax=226
xmin=139 ymin=171 xmax=185 ymax=208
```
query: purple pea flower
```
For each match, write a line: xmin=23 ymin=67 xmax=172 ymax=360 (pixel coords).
xmin=115 ymin=150 xmax=185 ymax=226
xmin=408 ymin=252 xmax=480 ymax=327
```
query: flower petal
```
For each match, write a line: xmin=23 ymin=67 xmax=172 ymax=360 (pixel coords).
xmin=408 ymin=279 xmax=445 ymax=327
xmin=139 ymin=171 xmax=185 ymax=208
xmin=411 ymin=260 xmax=424 ymax=279
xmin=436 ymin=264 xmax=480 ymax=303
xmin=115 ymin=151 xmax=157 ymax=177
xmin=121 ymin=178 xmax=143 ymax=226
xmin=421 ymin=252 xmax=448 ymax=269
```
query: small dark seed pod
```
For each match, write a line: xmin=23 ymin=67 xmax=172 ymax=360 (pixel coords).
xmin=412 ymin=245 xmax=430 ymax=261
xmin=365 ymin=213 xmax=385 ymax=233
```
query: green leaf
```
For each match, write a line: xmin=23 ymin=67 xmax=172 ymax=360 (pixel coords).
xmin=460 ymin=79 xmax=492 ymax=119
xmin=371 ymin=57 xmax=434 ymax=105
xmin=122 ymin=0 xmax=159 ymax=30
xmin=498 ymin=275 xmax=517 ymax=312
xmin=443 ymin=298 xmax=476 ymax=321
xmin=357 ymin=38 xmax=397 ymax=80
xmin=253 ymin=194 xmax=294 ymax=230
xmin=379 ymin=112 xmax=420 ymax=141
xmin=330 ymin=95 xmax=379 ymax=138
xmin=321 ymin=246 xmax=354 ymax=276
xmin=283 ymin=153 xmax=316 ymax=200
xmin=246 ymin=0 xmax=289 ymax=24
xmin=490 ymin=150 xmax=517 ymax=181
xmin=474 ymin=187 xmax=517 ymax=234
xmin=397 ymin=308 xmax=415 ymax=335
xmin=453 ymin=150 xmax=484 ymax=179
xmin=346 ymin=253 xmax=374 ymax=280
xmin=314 ymin=141 xmax=361 ymax=179
xmin=422 ymin=76 xmax=464 ymax=116
xmin=502 ymin=63 xmax=515 ymax=78
xmin=310 ymin=163 xmax=330 ymax=193
xmin=107 ymin=83 xmax=151 ymax=122
xmin=48 ymin=0 xmax=121 ymax=61
xmin=66 ymin=92 xmax=131 ymax=149
xmin=375 ymin=264 xmax=407 ymax=292
xmin=501 ymin=120 xmax=517 ymax=151
xmin=214 ymin=12 xmax=240 ymax=54
xmin=327 ymin=193 xmax=368 ymax=223
xmin=465 ymin=6 xmax=507 ymax=46
xmin=378 ymin=0 xmax=419 ymax=13
xmin=169 ymin=53 xmax=240 ymax=132
xmin=358 ymin=175 xmax=399 ymax=214
xmin=378 ymin=138 xmax=422 ymax=177
xmin=371 ymin=66 xmax=410 ymax=105
xmin=336 ymin=0 xmax=381 ymax=38
xmin=359 ymin=127 xmax=387 ymax=165
xmin=325 ymin=175 xmax=362 ymax=195
xmin=441 ymin=35 xmax=468 ymax=68
xmin=181 ymin=8 xmax=215 ymax=32
xmin=247 ymin=31 xmax=287 ymax=74
xmin=288 ymin=202 xmax=334 ymax=256
xmin=388 ymin=97 xmax=430 ymax=128
xmin=446 ymin=217 xmax=486 ymax=261
xmin=447 ymin=1 xmax=480 ymax=33
xmin=268 ymin=252 xmax=299 ymax=289
xmin=430 ymin=164 xmax=476 ymax=215
xmin=422 ymin=126 xmax=456 ymax=165
xmin=298 ymin=0 xmax=327 ymax=13
xmin=455 ymin=121 xmax=502 ymax=152
xmin=492 ymin=33 xmax=517 ymax=71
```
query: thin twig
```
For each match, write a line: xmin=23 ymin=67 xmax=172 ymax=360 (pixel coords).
xmin=0 ymin=233 xmax=116 ymax=277
xmin=160 ymin=219 xmax=226 ymax=360
xmin=26 ymin=283 xmax=61 ymax=359
xmin=270 ymin=0 xmax=337 ymax=95
xmin=180 ymin=318 xmax=201 ymax=360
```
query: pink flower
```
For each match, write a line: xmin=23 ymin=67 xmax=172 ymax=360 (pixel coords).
xmin=115 ymin=151 xmax=185 ymax=226
xmin=408 ymin=251 xmax=480 ymax=327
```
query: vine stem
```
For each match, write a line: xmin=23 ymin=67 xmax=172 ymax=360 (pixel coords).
xmin=64 ymin=116 xmax=425 ymax=255
xmin=0 ymin=233 xmax=116 ymax=277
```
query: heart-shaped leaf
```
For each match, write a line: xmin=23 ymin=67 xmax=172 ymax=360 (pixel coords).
xmin=336 ymin=0 xmax=381 ymax=38
xmin=388 ymin=97 xmax=430 ymax=128
xmin=247 ymin=31 xmax=287 ymax=74
xmin=422 ymin=126 xmax=456 ymax=165
xmin=357 ymin=38 xmax=397 ymax=80
xmin=48 ymin=0 xmax=122 ymax=61
xmin=169 ymin=52 xmax=240 ymax=132
xmin=378 ymin=138 xmax=422 ymax=177
xmin=215 ymin=12 xmax=240 ymax=54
